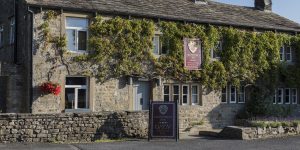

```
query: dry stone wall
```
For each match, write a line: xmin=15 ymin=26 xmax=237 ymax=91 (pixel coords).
xmin=0 ymin=111 xmax=148 ymax=143
xmin=219 ymin=126 xmax=300 ymax=140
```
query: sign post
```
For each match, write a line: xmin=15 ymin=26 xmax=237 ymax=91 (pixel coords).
xmin=149 ymin=101 xmax=179 ymax=141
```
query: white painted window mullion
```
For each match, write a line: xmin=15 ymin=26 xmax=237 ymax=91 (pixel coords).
xmin=74 ymin=88 xmax=78 ymax=109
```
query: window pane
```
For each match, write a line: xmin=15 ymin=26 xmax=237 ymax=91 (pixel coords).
xmin=173 ymin=85 xmax=179 ymax=94
xmin=192 ymin=95 xmax=198 ymax=104
xmin=286 ymin=54 xmax=291 ymax=61
xmin=66 ymin=29 xmax=76 ymax=51
xmin=183 ymin=86 xmax=188 ymax=94
xmin=164 ymin=85 xmax=169 ymax=94
xmin=285 ymin=89 xmax=290 ymax=103
xmin=280 ymin=47 xmax=284 ymax=61
xmin=78 ymin=89 xmax=87 ymax=109
xmin=65 ymin=88 xmax=75 ymax=109
xmin=174 ymin=95 xmax=179 ymax=103
xmin=182 ymin=85 xmax=189 ymax=104
xmin=78 ymin=31 xmax=87 ymax=51
xmin=164 ymin=95 xmax=170 ymax=102
xmin=230 ymin=86 xmax=236 ymax=102
xmin=213 ymin=41 xmax=222 ymax=58
xmin=192 ymin=86 xmax=198 ymax=95
xmin=183 ymin=95 xmax=188 ymax=104
xmin=292 ymin=89 xmax=297 ymax=104
xmin=66 ymin=17 xmax=88 ymax=28
xmin=277 ymin=89 xmax=283 ymax=103
xmin=153 ymin=36 xmax=159 ymax=54
xmin=164 ymin=85 xmax=170 ymax=102
xmin=286 ymin=47 xmax=291 ymax=53
xmin=66 ymin=77 xmax=86 ymax=85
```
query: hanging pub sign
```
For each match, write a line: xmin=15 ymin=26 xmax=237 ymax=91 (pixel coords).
xmin=149 ymin=101 xmax=178 ymax=141
xmin=184 ymin=38 xmax=202 ymax=70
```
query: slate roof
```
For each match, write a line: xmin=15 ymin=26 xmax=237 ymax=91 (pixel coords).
xmin=25 ymin=0 xmax=300 ymax=32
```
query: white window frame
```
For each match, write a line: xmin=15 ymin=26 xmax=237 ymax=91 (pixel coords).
xmin=221 ymin=86 xmax=227 ymax=103
xmin=153 ymin=35 xmax=161 ymax=55
xmin=237 ymin=86 xmax=245 ymax=104
xmin=273 ymin=89 xmax=277 ymax=104
xmin=285 ymin=88 xmax=291 ymax=104
xmin=0 ymin=25 xmax=3 ymax=47
xmin=191 ymin=84 xmax=199 ymax=105
xmin=173 ymin=84 xmax=180 ymax=104
xmin=9 ymin=17 xmax=15 ymax=44
xmin=285 ymin=46 xmax=292 ymax=62
xmin=277 ymin=88 xmax=283 ymax=104
xmin=292 ymin=88 xmax=297 ymax=104
xmin=65 ymin=77 xmax=89 ymax=110
xmin=211 ymin=40 xmax=222 ymax=59
xmin=229 ymin=85 xmax=236 ymax=103
xmin=163 ymin=84 xmax=171 ymax=102
xmin=182 ymin=84 xmax=189 ymax=105
xmin=65 ymin=17 xmax=89 ymax=53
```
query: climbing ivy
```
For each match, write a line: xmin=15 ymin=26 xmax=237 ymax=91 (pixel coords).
xmin=74 ymin=16 xmax=300 ymax=91
xmin=75 ymin=16 xmax=155 ymax=81
xmin=40 ymin=10 xmax=67 ymax=51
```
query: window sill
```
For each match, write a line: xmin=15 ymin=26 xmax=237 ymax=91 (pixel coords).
xmin=67 ymin=50 xmax=88 ymax=54
xmin=211 ymin=57 xmax=221 ymax=61
xmin=65 ymin=109 xmax=91 ymax=113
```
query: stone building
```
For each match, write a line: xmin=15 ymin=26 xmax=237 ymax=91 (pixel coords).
xmin=0 ymin=0 xmax=300 ymax=130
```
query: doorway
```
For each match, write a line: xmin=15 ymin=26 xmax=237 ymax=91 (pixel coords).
xmin=133 ymin=81 xmax=150 ymax=110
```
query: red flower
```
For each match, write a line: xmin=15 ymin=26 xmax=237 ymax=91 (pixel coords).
xmin=40 ymin=82 xmax=61 ymax=96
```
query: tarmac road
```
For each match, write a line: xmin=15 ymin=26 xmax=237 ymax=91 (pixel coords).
xmin=1 ymin=136 xmax=300 ymax=150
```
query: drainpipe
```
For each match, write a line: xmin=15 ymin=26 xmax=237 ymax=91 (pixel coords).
xmin=14 ymin=0 xmax=19 ymax=64
xmin=27 ymin=7 xmax=34 ymax=113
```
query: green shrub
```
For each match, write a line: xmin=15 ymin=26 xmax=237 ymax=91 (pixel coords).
xmin=268 ymin=121 xmax=282 ymax=128
xmin=251 ymin=121 xmax=267 ymax=128
xmin=281 ymin=121 xmax=292 ymax=127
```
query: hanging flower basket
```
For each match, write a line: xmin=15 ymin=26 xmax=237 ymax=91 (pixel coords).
xmin=40 ymin=82 xmax=61 ymax=96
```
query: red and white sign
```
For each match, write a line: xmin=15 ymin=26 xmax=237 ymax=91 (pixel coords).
xmin=184 ymin=38 xmax=202 ymax=70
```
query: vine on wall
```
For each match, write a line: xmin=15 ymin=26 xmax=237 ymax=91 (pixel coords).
xmin=37 ymin=12 xmax=300 ymax=117
xmin=76 ymin=15 xmax=300 ymax=91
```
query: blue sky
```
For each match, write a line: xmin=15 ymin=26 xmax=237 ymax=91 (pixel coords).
xmin=213 ymin=0 xmax=300 ymax=24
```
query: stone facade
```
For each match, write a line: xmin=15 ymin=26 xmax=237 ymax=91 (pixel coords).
xmin=0 ymin=111 xmax=148 ymax=143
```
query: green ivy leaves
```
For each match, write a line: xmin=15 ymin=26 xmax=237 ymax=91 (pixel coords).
xmin=76 ymin=16 xmax=299 ymax=90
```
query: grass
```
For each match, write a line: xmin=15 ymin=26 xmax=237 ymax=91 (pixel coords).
xmin=94 ymin=139 xmax=127 ymax=143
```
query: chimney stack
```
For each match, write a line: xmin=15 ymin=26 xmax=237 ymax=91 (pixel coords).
xmin=255 ymin=0 xmax=272 ymax=11
xmin=193 ymin=0 xmax=207 ymax=5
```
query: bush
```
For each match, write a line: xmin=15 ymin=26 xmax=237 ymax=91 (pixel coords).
xmin=268 ymin=122 xmax=282 ymax=128
xmin=251 ymin=121 xmax=267 ymax=128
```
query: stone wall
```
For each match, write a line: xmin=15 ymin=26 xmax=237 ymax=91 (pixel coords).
xmin=219 ymin=126 xmax=300 ymax=140
xmin=0 ymin=111 xmax=148 ymax=143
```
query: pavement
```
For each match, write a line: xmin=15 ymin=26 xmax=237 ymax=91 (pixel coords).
xmin=1 ymin=136 xmax=300 ymax=150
